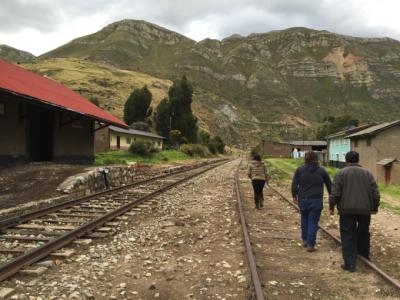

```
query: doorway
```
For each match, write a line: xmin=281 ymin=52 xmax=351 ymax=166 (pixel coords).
xmin=116 ymin=136 xmax=121 ymax=149
xmin=384 ymin=166 xmax=392 ymax=185
xmin=28 ymin=105 xmax=55 ymax=162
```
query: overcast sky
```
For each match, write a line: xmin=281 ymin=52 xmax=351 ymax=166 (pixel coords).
xmin=1 ymin=0 xmax=400 ymax=56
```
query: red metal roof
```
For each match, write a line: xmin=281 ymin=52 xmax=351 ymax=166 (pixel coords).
xmin=0 ymin=59 xmax=127 ymax=128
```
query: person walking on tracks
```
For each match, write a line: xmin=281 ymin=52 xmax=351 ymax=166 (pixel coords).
xmin=291 ymin=151 xmax=332 ymax=252
xmin=329 ymin=151 xmax=380 ymax=272
xmin=247 ymin=154 xmax=270 ymax=209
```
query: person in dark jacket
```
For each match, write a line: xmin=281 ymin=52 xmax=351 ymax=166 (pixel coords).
xmin=292 ymin=151 xmax=332 ymax=252
xmin=329 ymin=151 xmax=380 ymax=272
xmin=248 ymin=154 xmax=270 ymax=209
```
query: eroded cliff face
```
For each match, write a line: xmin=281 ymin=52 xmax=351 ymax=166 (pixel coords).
xmin=279 ymin=47 xmax=374 ymax=86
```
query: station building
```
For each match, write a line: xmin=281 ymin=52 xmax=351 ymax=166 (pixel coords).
xmin=95 ymin=125 xmax=165 ymax=153
xmin=0 ymin=60 xmax=127 ymax=167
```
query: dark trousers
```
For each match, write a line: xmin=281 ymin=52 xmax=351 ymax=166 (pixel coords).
xmin=299 ymin=198 xmax=323 ymax=247
xmin=339 ymin=214 xmax=371 ymax=268
xmin=251 ymin=180 xmax=265 ymax=207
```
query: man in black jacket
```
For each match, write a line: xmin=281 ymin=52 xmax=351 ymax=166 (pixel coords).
xmin=329 ymin=151 xmax=380 ymax=272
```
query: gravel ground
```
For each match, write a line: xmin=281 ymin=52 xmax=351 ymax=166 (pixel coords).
xmin=2 ymin=160 xmax=249 ymax=299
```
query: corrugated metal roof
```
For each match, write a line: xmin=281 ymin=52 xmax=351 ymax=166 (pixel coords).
xmin=326 ymin=124 xmax=376 ymax=139
xmin=376 ymin=158 xmax=397 ymax=166
xmin=346 ymin=120 xmax=400 ymax=138
xmin=0 ymin=60 xmax=127 ymax=128
xmin=288 ymin=141 xmax=327 ymax=146
xmin=109 ymin=125 xmax=165 ymax=139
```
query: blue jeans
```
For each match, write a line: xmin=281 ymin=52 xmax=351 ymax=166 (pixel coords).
xmin=299 ymin=198 xmax=323 ymax=247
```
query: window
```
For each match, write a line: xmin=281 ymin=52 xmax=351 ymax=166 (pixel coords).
xmin=0 ymin=101 xmax=5 ymax=117
xmin=366 ymin=138 xmax=371 ymax=146
xmin=127 ymin=137 xmax=131 ymax=144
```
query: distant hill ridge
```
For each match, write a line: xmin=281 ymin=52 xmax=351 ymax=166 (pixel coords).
xmin=7 ymin=20 xmax=400 ymax=145
xmin=0 ymin=44 xmax=35 ymax=63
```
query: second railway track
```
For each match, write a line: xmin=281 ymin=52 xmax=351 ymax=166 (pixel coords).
xmin=0 ymin=159 xmax=229 ymax=282
xmin=236 ymin=161 xmax=400 ymax=300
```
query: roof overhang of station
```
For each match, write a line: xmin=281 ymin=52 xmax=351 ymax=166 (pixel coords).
xmin=0 ymin=60 xmax=127 ymax=128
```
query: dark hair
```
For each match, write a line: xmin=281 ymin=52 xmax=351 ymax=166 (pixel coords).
xmin=304 ymin=151 xmax=318 ymax=164
xmin=345 ymin=151 xmax=359 ymax=163
xmin=253 ymin=154 xmax=262 ymax=161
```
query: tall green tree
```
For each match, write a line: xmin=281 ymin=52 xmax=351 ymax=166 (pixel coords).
xmin=169 ymin=76 xmax=198 ymax=143
xmin=154 ymin=76 xmax=198 ymax=144
xmin=123 ymin=85 xmax=152 ymax=125
xmin=154 ymin=98 xmax=171 ymax=138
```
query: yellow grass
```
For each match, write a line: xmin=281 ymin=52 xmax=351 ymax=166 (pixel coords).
xmin=22 ymin=58 xmax=172 ymax=119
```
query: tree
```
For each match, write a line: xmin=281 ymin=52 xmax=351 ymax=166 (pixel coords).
xmin=154 ymin=76 xmax=198 ymax=144
xmin=169 ymin=76 xmax=198 ymax=143
xmin=154 ymin=98 xmax=170 ymax=139
xmin=316 ymin=115 xmax=359 ymax=139
xmin=199 ymin=130 xmax=211 ymax=145
xmin=209 ymin=136 xmax=225 ymax=154
xmin=170 ymin=130 xmax=183 ymax=147
xmin=123 ymin=85 xmax=152 ymax=125
xmin=130 ymin=121 xmax=150 ymax=132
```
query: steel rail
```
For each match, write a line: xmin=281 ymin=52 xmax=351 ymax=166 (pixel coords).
xmin=0 ymin=159 xmax=230 ymax=282
xmin=0 ymin=159 xmax=226 ymax=230
xmin=234 ymin=163 xmax=265 ymax=300
xmin=270 ymin=187 xmax=400 ymax=291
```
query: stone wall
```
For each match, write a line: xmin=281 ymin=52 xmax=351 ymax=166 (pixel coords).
xmin=56 ymin=163 xmax=195 ymax=196
xmin=57 ymin=165 xmax=139 ymax=195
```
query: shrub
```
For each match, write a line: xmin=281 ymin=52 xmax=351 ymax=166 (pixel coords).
xmin=129 ymin=141 xmax=158 ymax=156
xmin=180 ymin=144 xmax=209 ymax=157
xmin=250 ymin=146 xmax=261 ymax=158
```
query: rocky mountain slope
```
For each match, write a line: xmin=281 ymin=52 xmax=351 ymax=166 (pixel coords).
xmin=30 ymin=20 xmax=400 ymax=144
xmin=0 ymin=44 xmax=35 ymax=63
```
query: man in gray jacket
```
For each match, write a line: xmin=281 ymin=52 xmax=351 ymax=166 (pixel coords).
xmin=329 ymin=151 xmax=380 ymax=272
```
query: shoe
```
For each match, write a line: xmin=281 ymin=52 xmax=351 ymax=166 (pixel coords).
xmin=341 ymin=264 xmax=355 ymax=272
xmin=302 ymin=241 xmax=308 ymax=247
xmin=306 ymin=246 xmax=316 ymax=252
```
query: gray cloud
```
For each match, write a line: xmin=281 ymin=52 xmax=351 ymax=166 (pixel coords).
xmin=0 ymin=0 xmax=399 ymax=55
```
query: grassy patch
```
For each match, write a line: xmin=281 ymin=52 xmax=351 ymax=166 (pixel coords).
xmin=378 ymin=184 xmax=400 ymax=214
xmin=266 ymin=158 xmax=338 ymax=180
xmin=380 ymin=201 xmax=400 ymax=215
xmin=378 ymin=184 xmax=400 ymax=197
xmin=95 ymin=150 xmax=193 ymax=165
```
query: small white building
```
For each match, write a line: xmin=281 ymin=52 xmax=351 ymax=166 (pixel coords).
xmin=95 ymin=125 xmax=165 ymax=153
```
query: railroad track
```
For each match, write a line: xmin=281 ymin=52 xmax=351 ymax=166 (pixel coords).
xmin=0 ymin=159 xmax=229 ymax=282
xmin=235 ymin=162 xmax=400 ymax=300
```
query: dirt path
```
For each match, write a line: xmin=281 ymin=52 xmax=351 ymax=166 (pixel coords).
xmin=0 ymin=164 xmax=87 ymax=209
xmin=3 ymin=160 xmax=250 ymax=299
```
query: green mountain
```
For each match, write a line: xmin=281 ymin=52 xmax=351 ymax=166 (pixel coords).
xmin=40 ymin=20 xmax=400 ymax=145
xmin=0 ymin=44 xmax=35 ymax=63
